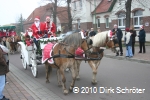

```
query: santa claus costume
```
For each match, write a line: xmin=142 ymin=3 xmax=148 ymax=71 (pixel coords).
xmin=31 ymin=16 xmax=44 ymax=51
xmin=44 ymin=16 xmax=56 ymax=38
xmin=11 ymin=30 xmax=17 ymax=37
xmin=31 ymin=16 xmax=45 ymax=39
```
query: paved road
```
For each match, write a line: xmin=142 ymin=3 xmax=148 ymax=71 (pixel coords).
xmin=9 ymin=53 xmax=150 ymax=100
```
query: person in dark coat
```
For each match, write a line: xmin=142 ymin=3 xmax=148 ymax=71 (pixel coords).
xmin=138 ymin=25 xmax=146 ymax=53
xmin=0 ymin=38 xmax=9 ymax=100
xmin=1 ymin=37 xmax=9 ymax=84
xmin=130 ymin=26 xmax=137 ymax=55
xmin=112 ymin=24 xmax=123 ymax=56
xmin=89 ymin=28 xmax=96 ymax=37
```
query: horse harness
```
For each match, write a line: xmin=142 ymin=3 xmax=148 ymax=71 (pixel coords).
xmin=46 ymin=39 xmax=92 ymax=68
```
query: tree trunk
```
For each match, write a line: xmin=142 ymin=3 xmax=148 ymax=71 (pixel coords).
xmin=125 ymin=0 xmax=132 ymax=28
xmin=53 ymin=0 xmax=57 ymax=31
xmin=67 ymin=0 xmax=72 ymax=31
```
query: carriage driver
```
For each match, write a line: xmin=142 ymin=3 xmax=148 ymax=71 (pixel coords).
xmin=31 ymin=16 xmax=45 ymax=50
xmin=44 ymin=16 xmax=56 ymax=38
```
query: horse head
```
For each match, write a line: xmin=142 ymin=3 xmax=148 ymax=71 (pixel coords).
xmin=80 ymin=36 xmax=93 ymax=56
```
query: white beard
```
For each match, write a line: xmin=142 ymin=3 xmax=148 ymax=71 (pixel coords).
xmin=35 ymin=21 xmax=40 ymax=28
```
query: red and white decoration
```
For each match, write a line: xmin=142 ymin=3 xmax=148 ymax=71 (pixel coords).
xmin=75 ymin=47 xmax=84 ymax=57
xmin=42 ymin=43 xmax=58 ymax=64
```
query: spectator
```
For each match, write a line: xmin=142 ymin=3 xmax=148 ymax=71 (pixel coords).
xmin=138 ymin=25 xmax=146 ymax=53
xmin=130 ymin=26 xmax=137 ymax=55
xmin=0 ymin=38 xmax=9 ymax=100
xmin=112 ymin=24 xmax=123 ymax=56
xmin=89 ymin=28 xmax=96 ymax=37
xmin=0 ymin=37 xmax=9 ymax=84
xmin=124 ymin=28 xmax=133 ymax=58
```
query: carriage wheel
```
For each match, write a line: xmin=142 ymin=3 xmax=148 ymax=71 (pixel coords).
xmin=30 ymin=53 xmax=38 ymax=78
xmin=21 ymin=51 xmax=27 ymax=70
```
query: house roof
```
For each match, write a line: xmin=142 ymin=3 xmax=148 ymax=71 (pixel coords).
xmin=92 ymin=0 xmax=116 ymax=14
xmin=23 ymin=3 xmax=68 ymax=25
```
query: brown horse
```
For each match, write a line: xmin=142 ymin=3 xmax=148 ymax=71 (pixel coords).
xmin=43 ymin=33 xmax=92 ymax=95
xmin=6 ymin=35 xmax=21 ymax=54
xmin=76 ymin=31 xmax=120 ymax=84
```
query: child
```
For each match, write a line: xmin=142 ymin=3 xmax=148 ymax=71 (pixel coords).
xmin=124 ymin=28 xmax=133 ymax=58
xmin=25 ymin=35 xmax=33 ymax=46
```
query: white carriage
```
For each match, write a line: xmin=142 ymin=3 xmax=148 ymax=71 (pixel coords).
xmin=18 ymin=32 xmax=62 ymax=77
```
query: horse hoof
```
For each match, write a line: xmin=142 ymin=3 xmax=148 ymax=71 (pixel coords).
xmin=76 ymin=76 xmax=80 ymax=80
xmin=69 ymin=87 xmax=73 ymax=92
xmin=91 ymin=81 xmax=97 ymax=85
xmin=64 ymin=89 xmax=69 ymax=95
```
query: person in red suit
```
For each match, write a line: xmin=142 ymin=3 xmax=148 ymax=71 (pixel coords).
xmin=31 ymin=16 xmax=45 ymax=51
xmin=2 ymin=30 xmax=6 ymax=37
xmin=44 ymin=16 xmax=56 ymax=38
xmin=11 ymin=30 xmax=17 ymax=37
xmin=31 ymin=16 xmax=45 ymax=39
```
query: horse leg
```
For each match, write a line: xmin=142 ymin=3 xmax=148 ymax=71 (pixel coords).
xmin=76 ymin=60 xmax=81 ymax=80
xmin=57 ymin=69 xmax=62 ymax=87
xmin=10 ymin=43 xmax=13 ymax=54
xmin=45 ymin=62 xmax=52 ymax=83
xmin=88 ymin=60 xmax=100 ymax=85
xmin=59 ymin=67 xmax=68 ymax=95
xmin=69 ymin=60 xmax=77 ymax=92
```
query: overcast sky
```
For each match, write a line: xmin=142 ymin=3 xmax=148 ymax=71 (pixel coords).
xmin=0 ymin=0 xmax=47 ymax=25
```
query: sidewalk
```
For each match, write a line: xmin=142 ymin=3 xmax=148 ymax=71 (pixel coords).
xmin=4 ymin=73 xmax=35 ymax=100
xmin=104 ymin=46 xmax=150 ymax=64
xmin=4 ymin=63 xmax=63 ymax=100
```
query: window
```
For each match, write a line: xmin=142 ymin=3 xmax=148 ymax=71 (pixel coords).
xmin=74 ymin=2 xmax=76 ymax=10
xmin=97 ymin=18 xmax=100 ymax=28
xmin=77 ymin=20 xmax=80 ymax=29
xmin=105 ymin=18 xmax=109 ymax=28
xmin=118 ymin=13 xmax=126 ymax=27
xmin=80 ymin=0 xmax=82 ymax=9
xmin=133 ymin=10 xmax=143 ymax=27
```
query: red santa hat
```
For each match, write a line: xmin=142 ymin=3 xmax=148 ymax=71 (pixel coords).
xmin=140 ymin=25 xmax=144 ymax=29
xmin=34 ymin=16 xmax=40 ymax=21
xmin=46 ymin=16 xmax=50 ymax=20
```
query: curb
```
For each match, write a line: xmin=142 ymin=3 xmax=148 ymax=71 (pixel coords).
xmin=104 ymin=54 xmax=150 ymax=64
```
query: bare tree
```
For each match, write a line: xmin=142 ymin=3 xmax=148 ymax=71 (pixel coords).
xmin=67 ymin=0 xmax=72 ymax=31
xmin=125 ymin=0 xmax=132 ymax=28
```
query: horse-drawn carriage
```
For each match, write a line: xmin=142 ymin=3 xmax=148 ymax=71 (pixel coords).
xmin=18 ymin=32 xmax=63 ymax=77
xmin=18 ymin=30 xmax=120 ymax=95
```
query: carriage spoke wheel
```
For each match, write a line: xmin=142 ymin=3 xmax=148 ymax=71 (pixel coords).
xmin=30 ymin=54 xmax=38 ymax=78
xmin=21 ymin=51 xmax=27 ymax=70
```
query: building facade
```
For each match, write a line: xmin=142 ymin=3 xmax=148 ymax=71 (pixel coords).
xmin=71 ymin=0 xmax=150 ymax=41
